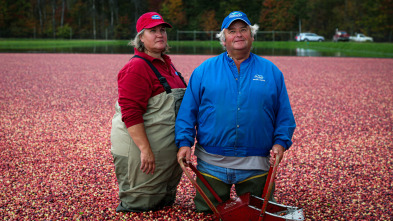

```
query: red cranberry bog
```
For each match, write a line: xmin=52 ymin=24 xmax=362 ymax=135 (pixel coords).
xmin=1 ymin=53 xmax=392 ymax=220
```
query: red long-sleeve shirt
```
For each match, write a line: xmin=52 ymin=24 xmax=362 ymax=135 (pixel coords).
xmin=118 ymin=49 xmax=186 ymax=128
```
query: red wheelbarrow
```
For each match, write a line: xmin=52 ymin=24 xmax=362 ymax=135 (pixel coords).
xmin=179 ymin=157 xmax=304 ymax=221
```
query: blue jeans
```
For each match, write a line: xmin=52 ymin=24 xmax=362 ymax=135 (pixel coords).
xmin=196 ymin=158 xmax=268 ymax=184
xmin=194 ymin=158 xmax=273 ymax=212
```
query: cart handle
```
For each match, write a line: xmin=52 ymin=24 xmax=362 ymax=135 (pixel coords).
xmin=179 ymin=158 xmax=222 ymax=219
xmin=259 ymin=156 xmax=280 ymax=221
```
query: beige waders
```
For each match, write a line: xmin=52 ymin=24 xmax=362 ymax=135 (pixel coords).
xmin=111 ymin=88 xmax=185 ymax=212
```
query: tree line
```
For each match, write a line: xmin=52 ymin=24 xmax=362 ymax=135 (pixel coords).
xmin=1 ymin=0 xmax=392 ymax=42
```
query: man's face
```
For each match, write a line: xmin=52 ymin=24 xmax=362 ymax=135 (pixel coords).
xmin=223 ymin=20 xmax=254 ymax=54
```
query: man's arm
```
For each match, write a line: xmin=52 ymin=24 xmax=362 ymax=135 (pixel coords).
xmin=273 ymin=69 xmax=296 ymax=151
xmin=175 ymin=68 xmax=203 ymax=160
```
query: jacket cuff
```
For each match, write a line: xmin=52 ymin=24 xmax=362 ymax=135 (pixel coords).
xmin=178 ymin=140 xmax=192 ymax=149
xmin=274 ymin=139 xmax=289 ymax=150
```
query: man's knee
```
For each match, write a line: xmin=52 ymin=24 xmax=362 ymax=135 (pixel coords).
xmin=194 ymin=174 xmax=231 ymax=212
xmin=235 ymin=174 xmax=269 ymax=197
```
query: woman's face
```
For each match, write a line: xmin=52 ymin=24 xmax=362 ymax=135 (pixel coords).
xmin=140 ymin=25 xmax=167 ymax=54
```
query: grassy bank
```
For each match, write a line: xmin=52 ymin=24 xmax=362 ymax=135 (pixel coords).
xmin=0 ymin=39 xmax=128 ymax=49
xmin=253 ymin=41 xmax=393 ymax=56
xmin=1 ymin=39 xmax=392 ymax=57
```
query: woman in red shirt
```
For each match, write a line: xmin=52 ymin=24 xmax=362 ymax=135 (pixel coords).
xmin=110 ymin=12 xmax=187 ymax=212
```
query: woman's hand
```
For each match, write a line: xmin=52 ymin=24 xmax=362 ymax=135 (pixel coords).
xmin=140 ymin=148 xmax=155 ymax=174
xmin=127 ymin=123 xmax=155 ymax=174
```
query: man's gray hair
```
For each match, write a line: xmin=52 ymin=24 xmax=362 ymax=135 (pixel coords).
xmin=216 ymin=24 xmax=259 ymax=50
xmin=128 ymin=29 xmax=170 ymax=53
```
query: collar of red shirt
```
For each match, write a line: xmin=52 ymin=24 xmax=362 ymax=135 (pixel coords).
xmin=134 ymin=48 xmax=171 ymax=64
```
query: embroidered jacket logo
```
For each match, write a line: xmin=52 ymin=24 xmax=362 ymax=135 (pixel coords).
xmin=253 ymin=74 xmax=265 ymax=82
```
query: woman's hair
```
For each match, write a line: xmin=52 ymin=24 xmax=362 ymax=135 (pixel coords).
xmin=128 ymin=29 xmax=170 ymax=53
xmin=216 ymin=24 xmax=259 ymax=50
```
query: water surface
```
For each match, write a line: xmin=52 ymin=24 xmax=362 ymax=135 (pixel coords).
xmin=1 ymin=45 xmax=388 ymax=57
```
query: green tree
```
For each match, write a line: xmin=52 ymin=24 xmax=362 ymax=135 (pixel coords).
xmin=0 ymin=0 xmax=9 ymax=36
xmin=380 ymin=0 xmax=393 ymax=41
xmin=305 ymin=0 xmax=342 ymax=39
xmin=200 ymin=10 xmax=219 ymax=31
xmin=259 ymin=0 xmax=295 ymax=31
xmin=114 ymin=15 xmax=131 ymax=39
xmin=148 ymin=0 xmax=164 ymax=12
xmin=68 ymin=0 xmax=89 ymax=38
xmin=160 ymin=0 xmax=187 ymax=29
xmin=0 ymin=0 xmax=391 ymax=41
xmin=356 ymin=0 xmax=393 ymax=40
xmin=289 ymin=0 xmax=310 ymax=33
xmin=181 ymin=0 xmax=220 ymax=30
xmin=221 ymin=0 xmax=263 ymax=25
xmin=4 ymin=0 xmax=35 ymax=37
xmin=57 ymin=23 xmax=72 ymax=38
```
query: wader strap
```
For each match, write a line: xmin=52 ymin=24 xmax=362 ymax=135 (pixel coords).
xmin=133 ymin=55 xmax=172 ymax=94
xmin=170 ymin=64 xmax=187 ymax=87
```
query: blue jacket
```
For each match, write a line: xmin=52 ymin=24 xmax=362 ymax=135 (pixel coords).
xmin=175 ymin=52 xmax=296 ymax=157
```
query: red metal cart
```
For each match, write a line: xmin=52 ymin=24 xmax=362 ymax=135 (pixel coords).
xmin=180 ymin=157 xmax=304 ymax=221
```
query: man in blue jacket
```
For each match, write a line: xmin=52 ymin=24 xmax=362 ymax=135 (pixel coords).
xmin=175 ymin=11 xmax=296 ymax=212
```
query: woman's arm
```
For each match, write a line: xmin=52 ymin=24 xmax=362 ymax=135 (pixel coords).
xmin=127 ymin=123 xmax=155 ymax=174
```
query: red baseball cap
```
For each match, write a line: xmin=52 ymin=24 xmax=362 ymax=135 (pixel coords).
xmin=136 ymin=12 xmax=172 ymax=32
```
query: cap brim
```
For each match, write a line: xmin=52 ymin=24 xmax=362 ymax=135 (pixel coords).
xmin=224 ymin=18 xmax=250 ymax=30
xmin=144 ymin=22 xmax=172 ymax=30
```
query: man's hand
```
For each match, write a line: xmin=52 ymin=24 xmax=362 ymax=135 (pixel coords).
xmin=177 ymin=146 xmax=191 ymax=164
xmin=269 ymin=144 xmax=285 ymax=166
xmin=140 ymin=148 xmax=155 ymax=174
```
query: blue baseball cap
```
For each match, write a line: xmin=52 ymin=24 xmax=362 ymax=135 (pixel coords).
xmin=221 ymin=11 xmax=251 ymax=30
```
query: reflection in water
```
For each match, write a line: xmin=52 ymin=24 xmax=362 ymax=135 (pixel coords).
xmin=296 ymin=48 xmax=322 ymax=56
xmin=167 ymin=46 xmax=301 ymax=56
xmin=3 ymin=45 xmax=324 ymax=56
xmin=3 ymin=45 xmax=389 ymax=57
xmin=253 ymin=47 xmax=297 ymax=56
